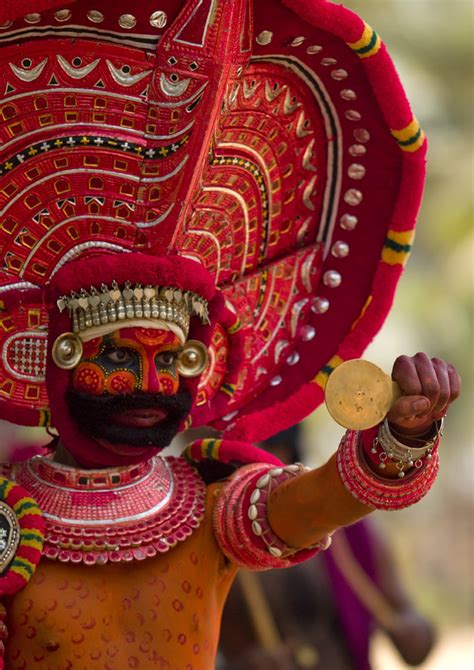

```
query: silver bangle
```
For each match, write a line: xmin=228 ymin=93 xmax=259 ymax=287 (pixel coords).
xmin=371 ymin=418 xmax=442 ymax=478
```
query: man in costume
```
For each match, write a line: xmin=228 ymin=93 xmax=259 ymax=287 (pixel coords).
xmin=0 ymin=1 xmax=460 ymax=669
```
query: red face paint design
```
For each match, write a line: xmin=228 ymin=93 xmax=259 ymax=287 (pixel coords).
xmin=72 ymin=327 xmax=182 ymax=396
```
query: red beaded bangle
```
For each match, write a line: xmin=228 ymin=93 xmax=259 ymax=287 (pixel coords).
xmin=337 ymin=431 xmax=439 ymax=510
xmin=213 ymin=463 xmax=322 ymax=569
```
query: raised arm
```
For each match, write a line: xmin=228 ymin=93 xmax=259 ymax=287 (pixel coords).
xmin=213 ymin=354 xmax=460 ymax=570
xmin=266 ymin=353 xmax=460 ymax=550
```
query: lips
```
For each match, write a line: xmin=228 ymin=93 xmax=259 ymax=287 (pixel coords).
xmin=111 ymin=407 xmax=168 ymax=428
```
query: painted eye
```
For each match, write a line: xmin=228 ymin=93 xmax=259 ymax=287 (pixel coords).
xmin=105 ymin=348 xmax=134 ymax=364
xmin=156 ymin=351 xmax=176 ymax=367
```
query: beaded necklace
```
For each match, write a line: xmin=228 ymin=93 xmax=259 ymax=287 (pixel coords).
xmin=10 ymin=455 xmax=206 ymax=566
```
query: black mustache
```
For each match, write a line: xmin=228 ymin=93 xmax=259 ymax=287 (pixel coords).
xmin=70 ymin=389 xmax=191 ymax=414
xmin=66 ymin=388 xmax=193 ymax=448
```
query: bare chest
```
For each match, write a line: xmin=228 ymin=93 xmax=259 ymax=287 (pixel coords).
xmin=5 ymin=525 xmax=236 ymax=670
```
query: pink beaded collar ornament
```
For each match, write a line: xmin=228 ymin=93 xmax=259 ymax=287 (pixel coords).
xmin=9 ymin=455 xmax=206 ymax=565
xmin=0 ymin=0 xmax=427 ymax=443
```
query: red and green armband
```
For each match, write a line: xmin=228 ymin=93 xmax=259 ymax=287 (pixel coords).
xmin=0 ymin=475 xmax=44 ymax=597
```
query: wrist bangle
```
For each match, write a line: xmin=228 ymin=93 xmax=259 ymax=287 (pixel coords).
xmin=246 ymin=463 xmax=331 ymax=558
xmin=337 ymin=431 xmax=439 ymax=510
xmin=390 ymin=419 xmax=443 ymax=443
xmin=371 ymin=418 xmax=442 ymax=477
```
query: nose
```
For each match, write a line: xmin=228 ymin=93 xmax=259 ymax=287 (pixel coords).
xmin=142 ymin=360 xmax=179 ymax=395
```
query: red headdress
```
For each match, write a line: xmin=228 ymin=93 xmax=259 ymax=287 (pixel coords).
xmin=0 ymin=0 xmax=426 ymax=444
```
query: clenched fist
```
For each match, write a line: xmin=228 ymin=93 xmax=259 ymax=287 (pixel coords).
xmin=387 ymin=353 xmax=461 ymax=436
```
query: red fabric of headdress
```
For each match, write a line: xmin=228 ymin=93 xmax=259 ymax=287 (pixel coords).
xmin=0 ymin=1 xmax=426 ymax=445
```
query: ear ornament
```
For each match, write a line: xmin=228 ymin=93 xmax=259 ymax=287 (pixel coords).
xmin=177 ymin=340 xmax=209 ymax=378
xmin=52 ymin=333 xmax=83 ymax=370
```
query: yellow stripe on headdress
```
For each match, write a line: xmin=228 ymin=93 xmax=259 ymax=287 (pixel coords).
xmin=221 ymin=384 xmax=236 ymax=398
xmin=351 ymin=296 xmax=373 ymax=332
xmin=391 ymin=118 xmax=425 ymax=153
xmin=38 ymin=409 xmax=51 ymax=427
xmin=382 ymin=230 xmax=415 ymax=266
xmin=227 ymin=318 xmax=242 ymax=335
xmin=347 ymin=23 xmax=381 ymax=59
xmin=313 ymin=355 xmax=344 ymax=390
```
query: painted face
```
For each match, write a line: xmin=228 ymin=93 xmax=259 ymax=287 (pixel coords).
xmin=66 ymin=327 xmax=193 ymax=454
xmin=72 ymin=327 xmax=182 ymax=397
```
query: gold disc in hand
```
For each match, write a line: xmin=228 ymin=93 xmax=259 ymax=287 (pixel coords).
xmin=324 ymin=359 xmax=400 ymax=430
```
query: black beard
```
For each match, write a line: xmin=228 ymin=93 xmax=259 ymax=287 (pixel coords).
xmin=66 ymin=388 xmax=193 ymax=449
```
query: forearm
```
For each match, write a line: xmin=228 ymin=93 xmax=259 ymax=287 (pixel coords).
xmin=267 ymin=451 xmax=371 ymax=549
xmin=267 ymin=424 xmax=440 ymax=550
xmin=213 ymin=425 xmax=439 ymax=568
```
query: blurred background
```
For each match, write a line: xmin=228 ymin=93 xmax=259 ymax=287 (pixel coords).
xmin=304 ymin=1 xmax=473 ymax=667
xmin=0 ymin=0 xmax=472 ymax=667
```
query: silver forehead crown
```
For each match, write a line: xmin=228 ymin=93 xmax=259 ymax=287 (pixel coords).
xmin=57 ymin=281 xmax=210 ymax=336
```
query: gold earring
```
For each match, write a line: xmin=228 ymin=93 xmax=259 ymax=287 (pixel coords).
xmin=52 ymin=333 xmax=83 ymax=370
xmin=177 ymin=340 xmax=209 ymax=378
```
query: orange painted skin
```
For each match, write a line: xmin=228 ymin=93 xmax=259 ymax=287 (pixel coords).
xmin=5 ymin=484 xmax=238 ymax=670
xmin=3 ymin=325 xmax=374 ymax=669
xmin=3 ymin=468 xmax=370 ymax=670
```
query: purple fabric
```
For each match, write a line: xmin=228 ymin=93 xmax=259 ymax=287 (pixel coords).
xmin=323 ymin=520 xmax=379 ymax=670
